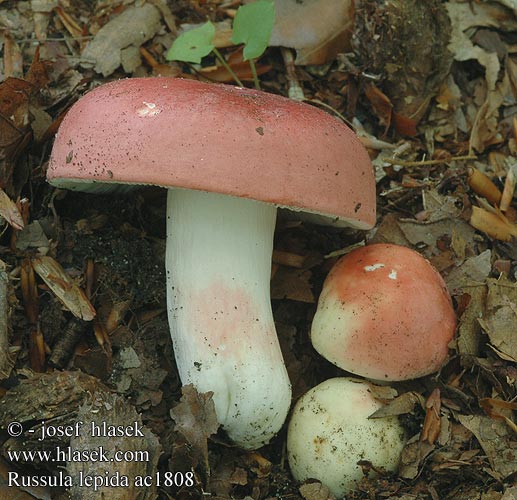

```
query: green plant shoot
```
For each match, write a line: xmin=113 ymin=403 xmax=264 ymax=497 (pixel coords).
xmin=166 ymin=1 xmax=275 ymax=89
xmin=231 ymin=0 xmax=275 ymax=61
xmin=166 ymin=22 xmax=215 ymax=64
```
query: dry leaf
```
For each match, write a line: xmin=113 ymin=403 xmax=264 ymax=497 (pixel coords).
xmin=15 ymin=220 xmax=50 ymax=251
xmin=480 ymin=398 xmax=517 ymax=434
xmin=3 ymin=31 xmax=23 ymax=78
xmin=263 ymin=0 xmax=354 ymax=65
xmin=502 ymin=486 xmax=517 ymax=500
xmin=458 ymin=414 xmax=517 ymax=478
xmin=399 ymin=434 xmax=435 ymax=479
xmin=369 ymin=391 xmax=424 ymax=418
xmin=0 ymin=77 xmax=32 ymax=196
xmin=478 ymin=276 xmax=517 ymax=361
xmin=455 ymin=287 xmax=486 ymax=358
xmin=81 ymin=3 xmax=161 ymax=76
xmin=446 ymin=2 xmax=503 ymax=92
xmin=0 ymin=188 xmax=23 ymax=230
xmin=0 ymin=456 xmax=52 ymax=500
xmin=421 ymin=388 xmax=441 ymax=445
xmin=467 ymin=167 xmax=502 ymax=205
xmin=299 ymin=481 xmax=337 ymax=500
xmin=364 ymin=83 xmax=393 ymax=135
xmin=446 ymin=249 xmax=491 ymax=294
xmin=446 ymin=3 xmax=517 ymax=151
xmin=271 ymin=267 xmax=314 ymax=303
xmin=170 ymin=384 xmax=219 ymax=472
xmin=31 ymin=256 xmax=96 ymax=321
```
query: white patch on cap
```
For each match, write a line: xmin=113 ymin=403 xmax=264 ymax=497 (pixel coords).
xmin=137 ymin=101 xmax=161 ymax=117
xmin=364 ymin=263 xmax=385 ymax=272
xmin=388 ymin=269 xmax=398 ymax=280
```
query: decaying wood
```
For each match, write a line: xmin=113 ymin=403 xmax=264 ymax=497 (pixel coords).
xmin=48 ymin=317 xmax=88 ymax=369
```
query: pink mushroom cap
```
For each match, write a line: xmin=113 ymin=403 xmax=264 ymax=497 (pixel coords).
xmin=47 ymin=77 xmax=375 ymax=228
xmin=311 ymin=243 xmax=457 ymax=381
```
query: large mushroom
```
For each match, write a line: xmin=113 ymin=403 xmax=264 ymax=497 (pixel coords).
xmin=311 ymin=243 xmax=456 ymax=381
xmin=47 ymin=77 xmax=375 ymax=448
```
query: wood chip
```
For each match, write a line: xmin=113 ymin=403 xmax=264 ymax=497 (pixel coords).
xmin=32 ymin=255 xmax=96 ymax=321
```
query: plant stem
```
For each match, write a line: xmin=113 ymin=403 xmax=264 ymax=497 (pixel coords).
xmin=249 ymin=59 xmax=260 ymax=90
xmin=213 ymin=48 xmax=244 ymax=87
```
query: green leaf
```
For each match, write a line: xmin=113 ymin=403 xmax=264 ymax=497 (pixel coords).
xmin=231 ymin=0 xmax=275 ymax=61
xmin=166 ymin=22 xmax=215 ymax=64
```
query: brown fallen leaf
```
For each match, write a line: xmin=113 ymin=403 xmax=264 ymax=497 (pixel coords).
xmin=170 ymin=384 xmax=219 ymax=473
xmin=31 ymin=255 xmax=96 ymax=321
xmin=467 ymin=167 xmax=502 ymax=205
xmin=3 ymin=31 xmax=23 ymax=78
xmin=54 ymin=5 xmax=83 ymax=39
xmin=0 ymin=77 xmax=32 ymax=197
xmin=0 ymin=187 xmax=24 ymax=230
xmin=502 ymin=486 xmax=517 ymax=499
xmin=299 ymin=481 xmax=337 ymax=500
xmin=0 ymin=48 xmax=49 ymax=197
xmin=399 ymin=434 xmax=435 ymax=479
xmin=369 ymin=391 xmax=424 ymax=418
xmin=81 ymin=3 xmax=162 ymax=76
xmin=478 ymin=276 xmax=517 ymax=362
xmin=469 ymin=205 xmax=517 ymax=242
xmin=364 ymin=83 xmax=393 ymax=136
xmin=480 ymin=398 xmax=517 ymax=434
xmin=458 ymin=414 xmax=517 ymax=478
xmin=266 ymin=0 xmax=354 ymax=65
xmin=500 ymin=161 xmax=516 ymax=213
xmin=421 ymin=388 xmax=441 ymax=445
xmin=198 ymin=60 xmax=272 ymax=83
xmin=455 ymin=287 xmax=486 ymax=358
xmin=271 ymin=266 xmax=315 ymax=303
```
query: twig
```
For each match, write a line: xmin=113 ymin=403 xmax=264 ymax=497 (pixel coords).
xmin=381 ymin=154 xmax=477 ymax=167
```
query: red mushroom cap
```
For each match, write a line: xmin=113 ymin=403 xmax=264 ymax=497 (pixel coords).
xmin=47 ymin=78 xmax=375 ymax=228
xmin=311 ymin=243 xmax=456 ymax=380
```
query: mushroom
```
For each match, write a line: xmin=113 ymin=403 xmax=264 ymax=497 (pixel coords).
xmin=47 ymin=77 xmax=375 ymax=448
xmin=311 ymin=243 xmax=456 ymax=381
xmin=287 ymin=377 xmax=406 ymax=497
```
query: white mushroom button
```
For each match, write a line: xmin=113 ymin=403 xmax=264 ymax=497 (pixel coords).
xmin=287 ymin=377 xmax=406 ymax=497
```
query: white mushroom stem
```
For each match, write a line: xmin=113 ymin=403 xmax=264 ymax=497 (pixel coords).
xmin=166 ymin=189 xmax=292 ymax=449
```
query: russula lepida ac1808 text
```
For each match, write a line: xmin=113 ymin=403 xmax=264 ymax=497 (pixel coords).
xmin=47 ymin=77 xmax=376 ymax=448
xmin=311 ymin=243 xmax=456 ymax=381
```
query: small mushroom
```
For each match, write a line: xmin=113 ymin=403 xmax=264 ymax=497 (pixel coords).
xmin=287 ymin=377 xmax=406 ymax=497
xmin=47 ymin=78 xmax=375 ymax=448
xmin=311 ymin=243 xmax=456 ymax=381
